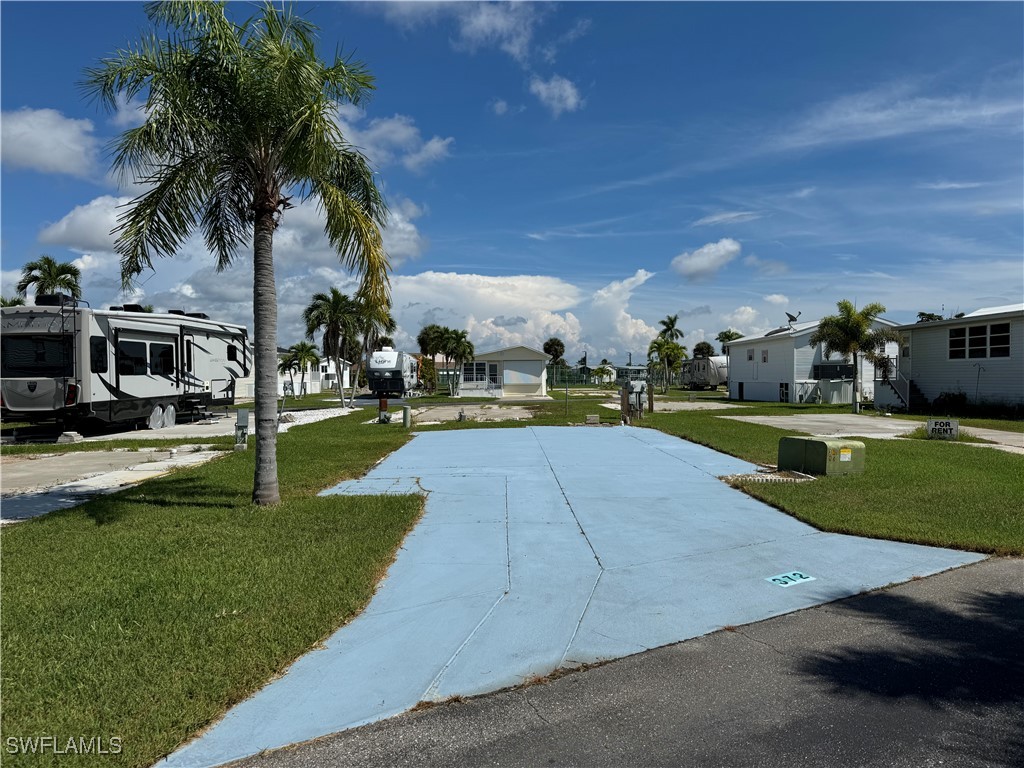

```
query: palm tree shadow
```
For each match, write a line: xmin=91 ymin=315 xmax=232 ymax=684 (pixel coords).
xmin=798 ymin=589 xmax=1024 ymax=766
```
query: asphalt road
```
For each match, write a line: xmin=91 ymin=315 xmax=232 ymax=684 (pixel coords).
xmin=229 ymin=557 xmax=1024 ymax=768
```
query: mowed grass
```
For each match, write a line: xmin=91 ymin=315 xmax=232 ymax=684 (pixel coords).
xmin=0 ymin=412 xmax=421 ymax=768
xmin=644 ymin=403 xmax=1024 ymax=555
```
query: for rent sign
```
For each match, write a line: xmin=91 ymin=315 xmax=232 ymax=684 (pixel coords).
xmin=927 ymin=419 xmax=959 ymax=440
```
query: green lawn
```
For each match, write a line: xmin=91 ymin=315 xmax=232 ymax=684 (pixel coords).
xmin=1 ymin=413 xmax=421 ymax=767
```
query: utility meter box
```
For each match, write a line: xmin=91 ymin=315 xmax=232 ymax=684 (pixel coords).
xmin=778 ymin=436 xmax=865 ymax=476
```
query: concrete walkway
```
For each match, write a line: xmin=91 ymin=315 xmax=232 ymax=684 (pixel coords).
xmin=163 ymin=426 xmax=983 ymax=768
xmin=720 ymin=413 xmax=1024 ymax=454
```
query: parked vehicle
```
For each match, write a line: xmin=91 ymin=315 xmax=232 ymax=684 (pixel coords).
xmin=1 ymin=294 xmax=249 ymax=429
xmin=365 ymin=347 xmax=419 ymax=397
xmin=681 ymin=355 xmax=729 ymax=390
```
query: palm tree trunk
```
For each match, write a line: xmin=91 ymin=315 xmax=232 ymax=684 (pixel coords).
xmin=252 ymin=211 xmax=281 ymax=505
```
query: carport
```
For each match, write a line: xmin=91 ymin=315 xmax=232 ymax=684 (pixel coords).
xmin=164 ymin=426 xmax=983 ymax=767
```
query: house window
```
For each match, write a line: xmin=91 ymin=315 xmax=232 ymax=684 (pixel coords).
xmin=990 ymin=323 xmax=1010 ymax=358
xmin=746 ymin=349 xmax=754 ymax=362
xmin=950 ymin=324 xmax=1011 ymax=359
xmin=462 ymin=362 xmax=488 ymax=382
xmin=761 ymin=350 xmax=768 ymax=364
xmin=948 ymin=328 xmax=966 ymax=359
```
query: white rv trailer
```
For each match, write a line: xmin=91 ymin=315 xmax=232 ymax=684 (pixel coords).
xmin=681 ymin=355 xmax=729 ymax=390
xmin=1 ymin=295 xmax=249 ymax=429
xmin=365 ymin=347 xmax=418 ymax=397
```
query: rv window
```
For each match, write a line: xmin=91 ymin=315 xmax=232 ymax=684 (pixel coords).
xmin=90 ymin=336 xmax=108 ymax=374
xmin=117 ymin=341 xmax=148 ymax=375
xmin=227 ymin=345 xmax=238 ymax=362
xmin=150 ymin=343 xmax=175 ymax=375
xmin=1 ymin=335 xmax=73 ymax=378
xmin=186 ymin=340 xmax=193 ymax=371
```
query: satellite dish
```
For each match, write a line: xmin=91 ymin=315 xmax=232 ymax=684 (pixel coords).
xmin=785 ymin=311 xmax=801 ymax=323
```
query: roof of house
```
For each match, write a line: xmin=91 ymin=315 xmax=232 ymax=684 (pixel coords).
xmin=896 ymin=303 xmax=1024 ymax=331
xmin=731 ymin=316 xmax=898 ymax=346
xmin=473 ymin=344 xmax=551 ymax=361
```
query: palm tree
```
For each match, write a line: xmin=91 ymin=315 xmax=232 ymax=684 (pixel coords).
xmin=716 ymin=329 xmax=743 ymax=354
xmin=658 ymin=314 xmax=683 ymax=342
xmin=445 ymin=329 xmax=475 ymax=396
xmin=288 ymin=341 xmax=321 ymax=398
xmin=304 ymin=288 xmax=359 ymax=405
xmin=84 ymin=2 xmax=389 ymax=505
xmin=809 ymin=300 xmax=900 ymax=413
xmin=1 ymin=296 xmax=26 ymax=307
xmin=543 ymin=337 xmax=565 ymax=364
xmin=16 ymin=255 xmax=82 ymax=300
xmin=278 ymin=351 xmax=300 ymax=397
xmin=648 ymin=337 xmax=688 ymax=393
xmin=416 ymin=324 xmax=446 ymax=393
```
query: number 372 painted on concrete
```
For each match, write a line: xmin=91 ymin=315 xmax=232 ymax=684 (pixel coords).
xmin=766 ymin=570 xmax=816 ymax=587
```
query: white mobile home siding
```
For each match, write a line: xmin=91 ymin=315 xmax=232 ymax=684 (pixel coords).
xmin=905 ymin=315 xmax=1023 ymax=405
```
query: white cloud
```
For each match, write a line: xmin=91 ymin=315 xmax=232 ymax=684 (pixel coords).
xmin=723 ymin=306 xmax=759 ymax=331
xmin=790 ymin=187 xmax=817 ymax=198
xmin=743 ymin=254 xmax=789 ymax=276
xmin=540 ymin=17 xmax=592 ymax=63
xmin=917 ymin=180 xmax=986 ymax=190
xmin=376 ymin=1 xmax=540 ymax=64
xmin=692 ymin=211 xmax=762 ymax=227
xmin=403 ymin=135 xmax=455 ymax=173
xmin=335 ymin=106 xmax=453 ymax=173
xmin=529 ymin=75 xmax=584 ymax=117
xmin=670 ymin=238 xmax=741 ymax=281
xmin=382 ymin=198 xmax=428 ymax=266
xmin=771 ymin=81 xmax=1023 ymax=152
xmin=38 ymin=196 xmax=131 ymax=252
xmin=492 ymin=99 xmax=509 ymax=116
xmin=763 ymin=293 xmax=789 ymax=305
xmin=110 ymin=93 xmax=147 ymax=129
xmin=0 ymin=107 xmax=101 ymax=178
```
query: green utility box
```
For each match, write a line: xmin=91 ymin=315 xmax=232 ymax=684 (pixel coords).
xmin=778 ymin=436 xmax=866 ymax=476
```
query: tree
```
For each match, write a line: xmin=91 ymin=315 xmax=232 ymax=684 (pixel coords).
xmin=809 ymin=300 xmax=900 ymax=414
xmin=543 ymin=337 xmax=565 ymax=364
xmin=658 ymin=314 xmax=683 ymax=342
xmin=444 ymin=329 xmax=474 ymax=396
xmin=416 ymin=324 xmax=446 ymax=393
xmin=376 ymin=336 xmax=394 ymax=350
xmin=304 ymin=288 xmax=359 ymax=405
xmin=288 ymin=341 xmax=321 ymax=397
xmin=1 ymin=296 xmax=25 ymax=307
xmin=916 ymin=312 xmax=943 ymax=323
xmin=648 ymin=337 xmax=687 ymax=394
xmin=693 ymin=341 xmax=715 ymax=358
xmin=278 ymin=351 xmax=300 ymax=397
xmin=16 ymin=255 xmax=82 ymax=300
xmin=716 ymin=329 xmax=743 ymax=354
xmin=84 ymin=1 xmax=390 ymax=505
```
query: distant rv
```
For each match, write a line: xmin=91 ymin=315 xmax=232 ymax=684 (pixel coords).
xmin=365 ymin=347 xmax=418 ymax=397
xmin=1 ymin=294 xmax=249 ymax=429
xmin=681 ymin=355 xmax=729 ymax=390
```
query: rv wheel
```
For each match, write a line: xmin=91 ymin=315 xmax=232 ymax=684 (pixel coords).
xmin=147 ymin=405 xmax=164 ymax=430
xmin=162 ymin=404 xmax=177 ymax=429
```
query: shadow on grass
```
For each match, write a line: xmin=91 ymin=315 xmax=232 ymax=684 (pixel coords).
xmin=799 ymin=588 xmax=1024 ymax=766
xmin=85 ymin=476 xmax=248 ymax=525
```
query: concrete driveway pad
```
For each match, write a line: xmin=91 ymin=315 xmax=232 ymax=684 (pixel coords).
xmin=163 ymin=426 xmax=984 ymax=767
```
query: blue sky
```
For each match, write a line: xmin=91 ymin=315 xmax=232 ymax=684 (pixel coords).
xmin=2 ymin=1 xmax=1022 ymax=362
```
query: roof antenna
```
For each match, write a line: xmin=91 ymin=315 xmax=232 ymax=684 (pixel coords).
xmin=785 ymin=311 xmax=801 ymax=326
